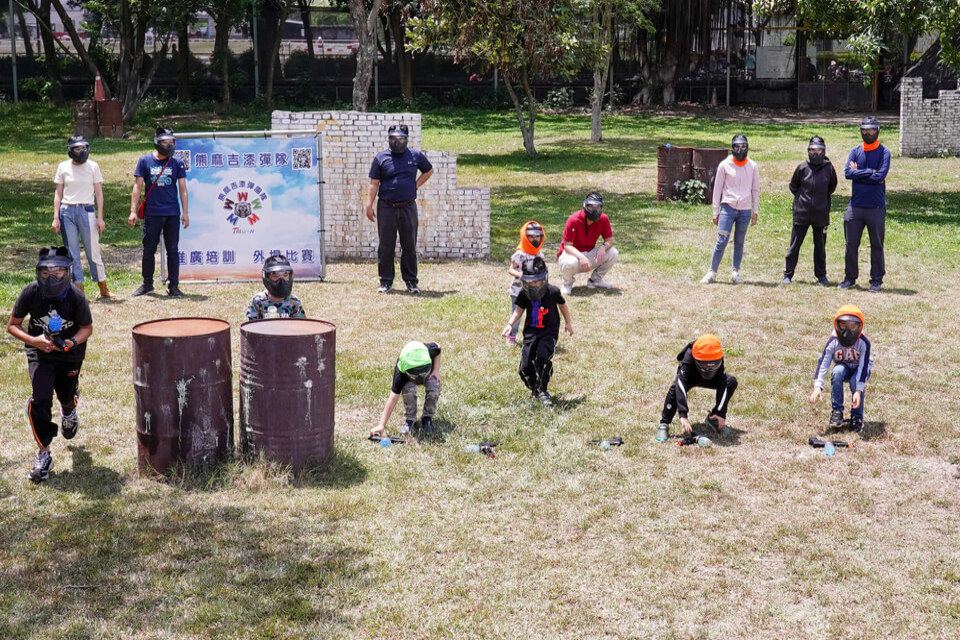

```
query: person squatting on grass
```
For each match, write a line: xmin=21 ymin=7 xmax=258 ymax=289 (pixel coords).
xmin=7 ymin=247 xmax=94 ymax=483
xmin=246 ymin=254 xmax=306 ymax=320
xmin=701 ymin=134 xmax=759 ymax=285
xmin=557 ymin=192 xmax=619 ymax=295
xmin=501 ymin=257 xmax=574 ymax=406
xmin=371 ymin=341 xmax=442 ymax=437
xmin=506 ymin=221 xmax=546 ymax=345
xmin=365 ymin=124 xmax=434 ymax=295
xmin=810 ymin=304 xmax=873 ymax=434
xmin=781 ymin=136 xmax=838 ymax=286
xmin=839 ymin=116 xmax=891 ymax=293
xmin=129 ymin=127 xmax=190 ymax=298
xmin=53 ymin=135 xmax=114 ymax=299
xmin=657 ymin=334 xmax=738 ymax=439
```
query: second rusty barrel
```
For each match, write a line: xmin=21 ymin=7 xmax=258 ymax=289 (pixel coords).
xmin=97 ymin=99 xmax=124 ymax=138
xmin=692 ymin=148 xmax=729 ymax=202
xmin=239 ymin=319 xmax=337 ymax=471
xmin=656 ymin=145 xmax=693 ymax=201
xmin=132 ymin=318 xmax=234 ymax=476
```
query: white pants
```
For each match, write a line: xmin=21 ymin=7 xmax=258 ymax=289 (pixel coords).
xmin=558 ymin=246 xmax=619 ymax=286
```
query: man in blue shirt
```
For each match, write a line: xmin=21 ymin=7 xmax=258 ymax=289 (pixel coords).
xmin=839 ymin=116 xmax=890 ymax=293
xmin=365 ymin=124 xmax=433 ymax=294
xmin=128 ymin=127 xmax=190 ymax=298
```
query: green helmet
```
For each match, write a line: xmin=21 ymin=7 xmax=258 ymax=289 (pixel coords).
xmin=398 ymin=341 xmax=431 ymax=373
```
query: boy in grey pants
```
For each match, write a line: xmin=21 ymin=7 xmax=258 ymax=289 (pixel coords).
xmin=371 ymin=341 xmax=441 ymax=436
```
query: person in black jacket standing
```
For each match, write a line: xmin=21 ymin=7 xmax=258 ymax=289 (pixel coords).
xmin=782 ymin=136 xmax=838 ymax=285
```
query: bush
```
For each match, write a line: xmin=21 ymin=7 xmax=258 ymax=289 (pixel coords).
xmin=543 ymin=86 xmax=573 ymax=109
xmin=677 ymin=178 xmax=708 ymax=204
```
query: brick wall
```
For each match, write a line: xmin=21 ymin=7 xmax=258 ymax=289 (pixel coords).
xmin=271 ymin=110 xmax=490 ymax=260
xmin=899 ymin=77 xmax=960 ymax=157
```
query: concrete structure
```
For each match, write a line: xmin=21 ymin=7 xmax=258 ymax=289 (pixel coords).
xmin=899 ymin=77 xmax=960 ymax=157
xmin=271 ymin=110 xmax=490 ymax=261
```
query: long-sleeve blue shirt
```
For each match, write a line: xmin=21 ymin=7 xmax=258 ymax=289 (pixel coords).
xmin=814 ymin=333 xmax=873 ymax=392
xmin=844 ymin=144 xmax=890 ymax=210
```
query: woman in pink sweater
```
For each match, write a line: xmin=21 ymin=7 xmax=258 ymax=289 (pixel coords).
xmin=700 ymin=134 xmax=759 ymax=284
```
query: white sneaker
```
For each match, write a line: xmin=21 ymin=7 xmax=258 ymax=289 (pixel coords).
xmin=586 ymin=278 xmax=613 ymax=290
xmin=699 ymin=271 xmax=717 ymax=284
xmin=560 ymin=282 xmax=573 ymax=295
xmin=731 ymin=270 xmax=743 ymax=284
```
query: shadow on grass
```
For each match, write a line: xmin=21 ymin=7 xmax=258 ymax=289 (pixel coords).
xmin=49 ymin=446 xmax=124 ymax=499
xmin=415 ymin=416 xmax=456 ymax=444
xmin=887 ymin=191 xmax=960 ymax=226
xmin=552 ymin=393 xmax=587 ymax=412
xmin=859 ymin=421 xmax=887 ymax=442
xmin=567 ymin=285 xmax=623 ymax=297
xmin=294 ymin=445 xmax=369 ymax=489
xmin=410 ymin=288 xmax=459 ymax=299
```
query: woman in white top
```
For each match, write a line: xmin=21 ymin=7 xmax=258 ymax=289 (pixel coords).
xmin=53 ymin=136 xmax=113 ymax=298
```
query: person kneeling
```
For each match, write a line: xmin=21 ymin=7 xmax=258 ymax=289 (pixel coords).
xmin=657 ymin=334 xmax=737 ymax=440
xmin=371 ymin=341 xmax=441 ymax=437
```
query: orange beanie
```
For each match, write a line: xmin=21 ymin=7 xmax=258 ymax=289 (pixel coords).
xmin=692 ymin=334 xmax=723 ymax=361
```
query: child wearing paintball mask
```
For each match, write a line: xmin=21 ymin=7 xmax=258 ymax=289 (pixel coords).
xmin=246 ymin=254 xmax=306 ymax=320
xmin=506 ymin=221 xmax=546 ymax=345
xmin=371 ymin=341 xmax=442 ymax=436
xmin=501 ymin=257 xmax=574 ymax=406
xmin=657 ymin=334 xmax=738 ymax=440
xmin=810 ymin=304 xmax=873 ymax=433
xmin=6 ymin=247 xmax=94 ymax=483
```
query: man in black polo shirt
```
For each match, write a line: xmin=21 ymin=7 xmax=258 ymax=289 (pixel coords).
xmin=365 ymin=124 xmax=434 ymax=294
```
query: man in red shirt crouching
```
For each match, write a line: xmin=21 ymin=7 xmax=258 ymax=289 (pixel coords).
xmin=557 ymin=192 xmax=619 ymax=295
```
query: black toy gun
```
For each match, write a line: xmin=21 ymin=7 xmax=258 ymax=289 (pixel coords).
xmin=586 ymin=437 xmax=624 ymax=446
xmin=678 ymin=432 xmax=703 ymax=447
xmin=368 ymin=435 xmax=406 ymax=445
xmin=480 ymin=441 xmax=501 ymax=458
xmin=808 ymin=437 xmax=851 ymax=449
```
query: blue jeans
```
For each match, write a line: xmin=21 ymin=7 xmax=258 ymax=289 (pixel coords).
xmin=509 ymin=294 xmax=520 ymax=337
xmin=710 ymin=205 xmax=752 ymax=272
xmin=831 ymin=362 xmax=871 ymax=419
xmin=58 ymin=204 xmax=105 ymax=283
xmin=142 ymin=215 xmax=181 ymax=286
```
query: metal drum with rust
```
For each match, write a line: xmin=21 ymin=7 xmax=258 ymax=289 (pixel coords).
xmin=239 ymin=319 xmax=337 ymax=471
xmin=132 ymin=318 xmax=233 ymax=475
xmin=96 ymin=100 xmax=124 ymax=138
xmin=656 ymin=145 xmax=693 ymax=200
xmin=692 ymin=148 xmax=729 ymax=201
xmin=73 ymin=100 xmax=98 ymax=139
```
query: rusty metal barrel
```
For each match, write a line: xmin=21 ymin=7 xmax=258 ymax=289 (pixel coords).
xmin=97 ymin=100 xmax=124 ymax=138
xmin=74 ymin=100 xmax=98 ymax=138
xmin=132 ymin=318 xmax=234 ymax=476
xmin=692 ymin=148 xmax=729 ymax=201
xmin=656 ymin=145 xmax=693 ymax=200
xmin=239 ymin=319 xmax=337 ymax=471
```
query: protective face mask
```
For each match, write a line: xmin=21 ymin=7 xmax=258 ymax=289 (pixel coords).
xmin=808 ymin=151 xmax=824 ymax=165
xmin=69 ymin=148 xmax=89 ymax=163
xmin=155 ymin=142 xmax=175 ymax=157
xmin=860 ymin=129 xmax=879 ymax=145
xmin=389 ymin=137 xmax=408 ymax=154
xmin=585 ymin=207 xmax=602 ymax=222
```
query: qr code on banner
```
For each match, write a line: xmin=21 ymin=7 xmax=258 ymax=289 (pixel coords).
xmin=174 ymin=150 xmax=191 ymax=171
xmin=292 ymin=148 xmax=312 ymax=170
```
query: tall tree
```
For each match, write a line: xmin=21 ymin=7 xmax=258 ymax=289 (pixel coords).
xmin=204 ymin=0 xmax=244 ymax=107
xmin=348 ymin=0 xmax=385 ymax=111
xmin=14 ymin=1 xmax=34 ymax=57
xmin=385 ymin=0 xmax=417 ymax=102
xmin=409 ymin=0 xmax=582 ymax=156
xmin=16 ymin=0 xmax=66 ymax=103
xmin=297 ymin=0 xmax=315 ymax=58
xmin=48 ymin=0 xmax=110 ymax=97
xmin=175 ymin=4 xmax=197 ymax=102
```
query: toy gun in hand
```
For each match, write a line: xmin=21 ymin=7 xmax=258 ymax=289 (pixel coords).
xmin=808 ymin=437 xmax=851 ymax=449
xmin=586 ymin=437 xmax=624 ymax=446
xmin=45 ymin=311 xmax=69 ymax=352
xmin=480 ymin=441 xmax=501 ymax=458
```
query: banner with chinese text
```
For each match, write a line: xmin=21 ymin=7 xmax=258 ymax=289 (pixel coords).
xmin=171 ymin=136 xmax=322 ymax=281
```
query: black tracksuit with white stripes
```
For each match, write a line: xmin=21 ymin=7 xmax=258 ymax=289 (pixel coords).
xmin=660 ymin=342 xmax=738 ymax=424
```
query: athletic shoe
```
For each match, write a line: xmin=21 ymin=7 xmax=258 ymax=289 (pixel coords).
xmin=699 ymin=270 xmax=717 ymax=284
xmin=781 ymin=277 xmax=792 ymax=285
xmin=587 ymin=278 xmax=614 ymax=290
xmin=377 ymin=284 xmax=392 ymax=294
xmin=168 ymin=285 xmax=184 ymax=298
xmin=131 ymin=283 xmax=154 ymax=297
xmin=537 ymin=391 xmax=553 ymax=406
xmin=61 ymin=407 xmax=79 ymax=440
xmin=849 ymin=416 xmax=864 ymax=434
xmin=731 ymin=270 xmax=743 ymax=284
xmin=400 ymin=419 xmax=414 ymax=434
xmin=28 ymin=450 xmax=53 ymax=483
xmin=406 ymin=282 xmax=421 ymax=295
xmin=560 ymin=282 xmax=573 ymax=295
xmin=869 ymin=283 xmax=882 ymax=293
xmin=818 ymin=276 xmax=831 ymax=286
xmin=420 ymin=416 xmax=435 ymax=433
xmin=506 ymin=335 xmax=517 ymax=345
xmin=656 ymin=423 xmax=669 ymax=442
xmin=829 ymin=409 xmax=844 ymax=428
xmin=837 ymin=280 xmax=855 ymax=289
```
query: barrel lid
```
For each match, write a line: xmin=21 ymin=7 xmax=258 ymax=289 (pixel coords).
xmin=133 ymin=317 xmax=230 ymax=337
xmin=241 ymin=318 xmax=336 ymax=336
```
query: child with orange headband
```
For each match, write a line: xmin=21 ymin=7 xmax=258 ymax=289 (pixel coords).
xmin=810 ymin=304 xmax=873 ymax=433
xmin=656 ymin=334 xmax=738 ymax=441
xmin=505 ymin=221 xmax=546 ymax=345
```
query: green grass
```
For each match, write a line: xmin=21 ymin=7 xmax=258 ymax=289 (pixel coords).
xmin=2 ymin=103 xmax=960 ymax=639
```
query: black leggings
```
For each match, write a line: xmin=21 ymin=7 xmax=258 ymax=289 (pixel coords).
xmin=27 ymin=357 xmax=82 ymax=449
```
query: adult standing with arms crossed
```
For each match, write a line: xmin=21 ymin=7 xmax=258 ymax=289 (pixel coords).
xmin=838 ymin=116 xmax=890 ymax=292
xmin=365 ymin=124 xmax=434 ymax=295
xmin=128 ymin=127 xmax=189 ymax=298
xmin=781 ymin=136 xmax=838 ymax=285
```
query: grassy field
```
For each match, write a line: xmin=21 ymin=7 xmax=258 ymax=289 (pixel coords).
xmin=1 ymin=101 xmax=960 ymax=639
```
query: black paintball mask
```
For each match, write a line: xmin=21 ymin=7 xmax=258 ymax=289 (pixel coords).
xmin=835 ymin=315 xmax=863 ymax=348
xmin=583 ymin=192 xmax=603 ymax=222
xmin=262 ymin=254 xmax=294 ymax=299
xmin=807 ymin=136 xmax=826 ymax=166
xmin=154 ymin=127 xmax=176 ymax=157
xmin=36 ymin=246 xmax=73 ymax=300
xmin=520 ymin=256 xmax=549 ymax=301
xmin=731 ymin=134 xmax=749 ymax=162
xmin=388 ymin=124 xmax=409 ymax=154
xmin=695 ymin=359 xmax=723 ymax=380
xmin=859 ymin=116 xmax=880 ymax=145
xmin=67 ymin=135 xmax=89 ymax=164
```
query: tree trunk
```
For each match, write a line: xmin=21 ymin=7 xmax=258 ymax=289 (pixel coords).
xmin=49 ymin=0 xmax=111 ymax=97
xmin=504 ymin=71 xmax=536 ymax=156
xmin=15 ymin=3 xmax=34 ymax=57
xmin=349 ymin=0 xmax=384 ymax=111
xmin=36 ymin=0 xmax=65 ymax=104
xmin=176 ymin=13 xmax=191 ymax=102
xmin=213 ymin=12 xmax=233 ymax=107
xmin=264 ymin=3 xmax=290 ymax=111
xmin=389 ymin=6 xmax=413 ymax=101
xmin=590 ymin=3 xmax=612 ymax=143
xmin=298 ymin=0 xmax=314 ymax=58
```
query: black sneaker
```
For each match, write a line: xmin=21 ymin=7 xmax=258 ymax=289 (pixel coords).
xmin=537 ymin=391 xmax=553 ymax=406
xmin=818 ymin=276 xmax=831 ymax=286
xmin=406 ymin=282 xmax=420 ymax=295
xmin=168 ymin=285 xmax=184 ymax=298
xmin=377 ymin=284 xmax=392 ymax=294
xmin=61 ymin=407 xmax=79 ymax=440
xmin=837 ymin=280 xmax=855 ymax=289
xmin=420 ymin=416 xmax=435 ymax=433
xmin=849 ymin=416 xmax=864 ymax=433
xmin=869 ymin=283 xmax=882 ymax=293
xmin=28 ymin=450 xmax=53 ymax=483
xmin=131 ymin=283 xmax=154 ymax=297
xmin=781 ymin=276 xmax=791 ymax=285
xmin=829 ymin=409 xmax=844 ymax=428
